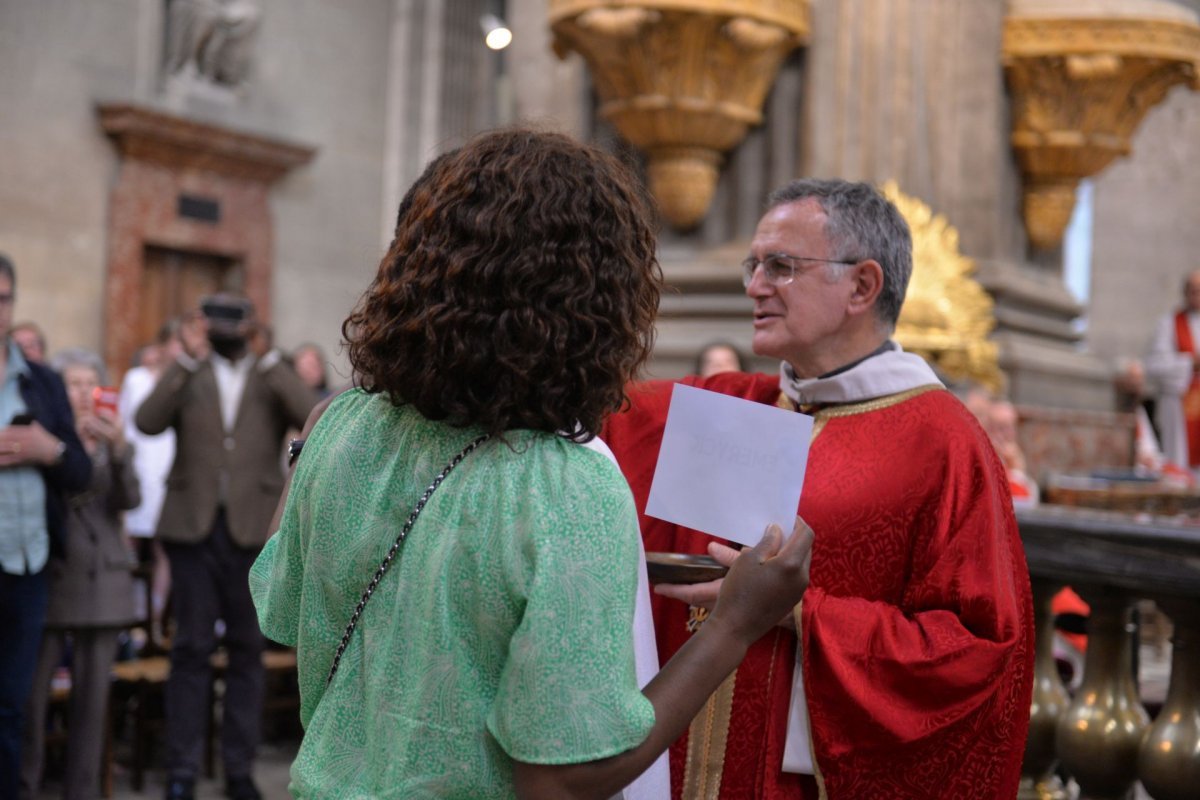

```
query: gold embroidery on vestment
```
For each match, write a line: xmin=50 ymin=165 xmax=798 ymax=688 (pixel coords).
xmin=810 ymin=384 xmax=943 ymax=419
xmin=778 ymin=385 xmax=944 ymax=796
xmin=777 ymin=385 xmax=944 ymax=444
xmin=682 ymin=671 xmax=737 ymax=799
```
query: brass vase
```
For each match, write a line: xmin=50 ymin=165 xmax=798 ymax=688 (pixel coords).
xmin=1055 ymin=590 xmax=1149 ymax=799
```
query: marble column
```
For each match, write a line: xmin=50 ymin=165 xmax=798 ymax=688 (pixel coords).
xmin=801 ymin=0 xmax=1110 ymax=408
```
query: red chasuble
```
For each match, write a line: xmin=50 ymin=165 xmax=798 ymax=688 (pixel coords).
xmin=602 ymin=372 xmax=1034 ymax=799
xmin=1172 ymin=311 xmax=1200 ymax=466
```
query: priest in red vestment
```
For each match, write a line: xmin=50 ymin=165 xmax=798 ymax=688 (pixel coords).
xmin=602 ymin=179 xmax=1034 ymax=799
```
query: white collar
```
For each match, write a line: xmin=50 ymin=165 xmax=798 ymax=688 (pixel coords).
xmin=779 ymin=341 xmax=942 ymax=407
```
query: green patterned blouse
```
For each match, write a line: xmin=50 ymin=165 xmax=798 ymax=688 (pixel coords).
xmin=250 ymin=390 xmax=655 ymax=799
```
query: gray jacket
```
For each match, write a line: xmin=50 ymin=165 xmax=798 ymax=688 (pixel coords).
xmin=45 ymin=443 xmax=140 ymax=628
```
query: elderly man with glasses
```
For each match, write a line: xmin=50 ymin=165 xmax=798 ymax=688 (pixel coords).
xmin=603 ymin=179 xmax=1034 ymax=799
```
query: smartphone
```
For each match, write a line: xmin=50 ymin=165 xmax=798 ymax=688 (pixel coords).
xmin=93 ymin=386 xmax=120 ymax=416
xmin=10 ymin=412 xmax=34 ymax=426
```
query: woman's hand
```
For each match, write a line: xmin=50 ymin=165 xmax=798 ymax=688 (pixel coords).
xmin=652 ymin=541 xmax=738 ymax=610
xmin=82 ymin=410 xmax=128 ymax=459
xmin=655 ymin=517 xmax=813 ymax=636
xmin=512 ymin=517 xmax=814 ymax=800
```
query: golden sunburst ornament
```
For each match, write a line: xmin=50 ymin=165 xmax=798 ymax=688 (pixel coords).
xmin=884 ymin=180 xmax=1003 ymax=393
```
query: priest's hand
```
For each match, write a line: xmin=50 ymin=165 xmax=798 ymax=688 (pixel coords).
xmin=656 ymin=516 xmax=813 ymax=636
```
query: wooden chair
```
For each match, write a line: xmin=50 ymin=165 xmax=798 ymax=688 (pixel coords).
xmin=104 ymin=601 xmax=299 ymax=795
xmin=105 ymin=654 xmax=171 ymax=795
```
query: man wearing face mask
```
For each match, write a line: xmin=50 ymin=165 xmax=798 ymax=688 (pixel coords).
xmin=136 ymin=295 xmax=317 ymax=800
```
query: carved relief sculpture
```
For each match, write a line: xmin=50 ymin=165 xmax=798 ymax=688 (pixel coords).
xmin=1003 ymin=0 xmax=1200 ymax=251
xmin=165 ymin=0 xmax=262 ymax=89
xmin=885 ymin=181 xmax=1003 ymax=393
xmin=548 ymin=1 xmax=810 ymax=230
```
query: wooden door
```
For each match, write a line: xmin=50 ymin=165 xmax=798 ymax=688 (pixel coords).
xmin=136 ymin=246 xmax=244 ymax=361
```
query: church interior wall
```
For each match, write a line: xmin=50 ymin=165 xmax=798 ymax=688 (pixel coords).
xmin=0 ymin=0 xmax=142 ymax=358
xmin=1088 ymin=85 xmax=1200 ymax=368
xmin=508 ymin=0 xmax=588 ymax=138
xmin=0 ymin=0 xmax=396 ymax=381
xmin=801 ymin=0 xmax=1025 ymax=264
xmin=5 ymin=0 xmax=1199 ymax=408
xmin=245 ymin=0 xmax=392 ymax=376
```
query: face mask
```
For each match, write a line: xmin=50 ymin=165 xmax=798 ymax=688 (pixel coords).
xmin=209 ymin=331 xmax=247 ymax=360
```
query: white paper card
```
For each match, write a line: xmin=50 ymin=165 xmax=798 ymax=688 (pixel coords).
xmin=645 ymin=383 xmax=813 ymax=547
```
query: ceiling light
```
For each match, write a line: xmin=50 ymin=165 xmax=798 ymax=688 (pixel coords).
xmin=481 ymin=13 xmax=512 ymax=50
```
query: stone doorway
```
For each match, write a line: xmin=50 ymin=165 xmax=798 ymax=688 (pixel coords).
xmin=97 ymin=103 xmax=314 ymax=379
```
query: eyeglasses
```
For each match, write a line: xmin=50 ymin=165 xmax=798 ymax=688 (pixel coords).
xmin=741 ymin=253 xmax=859 ymax=288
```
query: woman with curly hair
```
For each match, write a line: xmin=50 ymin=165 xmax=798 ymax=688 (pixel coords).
xmin=250 ymin=129 xmax=811 ymax=799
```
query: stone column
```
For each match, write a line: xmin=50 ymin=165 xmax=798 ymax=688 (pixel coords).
xmin=801 ymin=0 xmax=1112 ymax=408
xmin=380 ymin=0 xmax=447 ymax=247
xmin=804 ymin=0 xmax=1021 ymax=260
xmin=509 ymin=0 xmax=588 ymax=136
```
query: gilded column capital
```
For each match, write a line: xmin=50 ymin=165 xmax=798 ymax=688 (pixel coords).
xmin=1002 ymin=6 xmax=1200 ymax=250
xmin=885 ymin=181 xmax=1003 ymax=394
xmin=549 ymin=0 xmax=810 ymax=230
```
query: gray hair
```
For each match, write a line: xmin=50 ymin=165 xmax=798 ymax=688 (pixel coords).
xmin=50 ymin=347 xmax=109 ymax=385
xmin=766 ymin=179 xmax=912 ymax=330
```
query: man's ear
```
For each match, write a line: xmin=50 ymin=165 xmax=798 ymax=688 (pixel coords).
xmin=847 ymin=259 xmax=884 ymax=317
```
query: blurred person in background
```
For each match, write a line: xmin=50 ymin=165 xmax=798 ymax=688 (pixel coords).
xmin=11 ymin=322 xmax=46 ymax=365
xmin=693 ymin=341 xmax=744 ymax=378
xmin=136 ymin=295 xmax=316 ymax=800
xmin=247 ymin=322 xmax=273 ymax=360
xmin=1145 ymin=269 xmax=1200 ymax=472
xmin=290 ymin=343 xmax=330 ymax=399
xmin=986 ymin=398 xmax=1039 ymax=506
xmin=1114 ymin=358 xmax=1191 ymax=485
xmin=0 ymin=254 xmax=90 ymax=797
xmin=950 ymin=382 xmax=1039 ymax=504
xmin=1115 ymin=358 xmax=1165 ymax=473
xmin=20 ymin=348 xmax=139 ymax=800
xmin=959 ymin=382 xmax=994 ymax=428
xmin=118 ymin=320 xmax=183 ymax=642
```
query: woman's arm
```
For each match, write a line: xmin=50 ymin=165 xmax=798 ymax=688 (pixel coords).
xmin=512 ymin=517 xmax=813 ymax=800
xmin=266 ymin=391 xmax=341 ymax=536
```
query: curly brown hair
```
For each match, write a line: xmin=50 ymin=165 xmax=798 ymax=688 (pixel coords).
xmin=342 ymin=129 xmax=662 ymax=441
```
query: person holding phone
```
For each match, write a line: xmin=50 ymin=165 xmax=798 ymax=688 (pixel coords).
xmin=136 ymin=294 xmax=317 ymax=800
xmin=0 ymin=254 xmax=91 ymax=798
xmin=19 ymin=348 xmax=139 ymax=800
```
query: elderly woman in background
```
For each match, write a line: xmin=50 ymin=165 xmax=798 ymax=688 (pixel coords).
xmin=20 ymin=348 xmax=139 ymax=800
xmin=251 ymin=129 xmax=811 ymax=800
